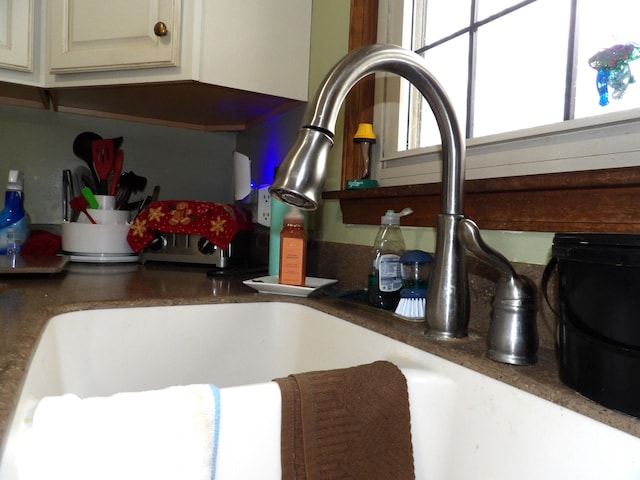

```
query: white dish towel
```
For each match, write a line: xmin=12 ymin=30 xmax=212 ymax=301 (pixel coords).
xmin=16 ymin=384 xmax=220 ymax=480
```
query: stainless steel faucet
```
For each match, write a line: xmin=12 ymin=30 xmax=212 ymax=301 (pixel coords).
xmin=270 ymin=44 xmax=538 ymax=365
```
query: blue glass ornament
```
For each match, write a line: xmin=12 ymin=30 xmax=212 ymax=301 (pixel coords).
xmin=589 ymin=42 xmax=640 ymax=106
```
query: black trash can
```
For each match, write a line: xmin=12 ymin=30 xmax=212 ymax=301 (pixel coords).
xmin=552 ymin=233 xmax=640 ymax=418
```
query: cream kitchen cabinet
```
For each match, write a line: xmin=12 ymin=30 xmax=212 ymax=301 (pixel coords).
xmin=46 ymin=0 xmax=197 ymax=87
xmin=0 ymin=0 xmax=45 ymax=86
xmin=49 ymin=0 xmax=181 ymax=74
xmin=198 ymin=0 xmax=311 ymax=102
xmin=0 ymin=0 xmax=35 ymax=72
xmin=0 ymin=0 xmax=48 ymax=108
xmin=0 ymin=0 xmax=311 ymax=130
xmin=47 ymin=0 xmax=311 ymax=101
xmin=46 ymin=0 xmax=311 ymax=130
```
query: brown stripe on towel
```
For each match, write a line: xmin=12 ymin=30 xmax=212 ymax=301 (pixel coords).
xmin=274 ymin=360 xmax=415 ymax=480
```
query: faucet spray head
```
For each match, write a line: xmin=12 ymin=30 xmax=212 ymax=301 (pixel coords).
xmin=269 ymin=127 xmax=334 ymax=210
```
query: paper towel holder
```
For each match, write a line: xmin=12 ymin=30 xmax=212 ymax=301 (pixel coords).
xmin=233 ymin=151 xmax=253 ymax=201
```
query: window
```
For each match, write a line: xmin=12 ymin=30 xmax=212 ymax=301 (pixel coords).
xmin=372 ymin=0 xmax=640 ymax=186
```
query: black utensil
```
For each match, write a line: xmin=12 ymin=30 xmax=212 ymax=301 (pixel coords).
xmin=115 ymin=171 xmax=148 ymax=209
xmin=62 ymin=170 xmax=73 ymax=222
xmin=72 ymin=132 xmax=101 ymax=187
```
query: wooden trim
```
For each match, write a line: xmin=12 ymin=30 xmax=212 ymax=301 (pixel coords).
xmin=339 ymin=4 xmax=640 ymax=234
xmin=0 ymin=82 xmax=49 ymax=110
xmin=341 ymin=0 xmax=379 ymax=186
xmin=324 ymin=166 xmax=640 ymax=233
xmin=49 ymin=81 xmax=303 ymax=132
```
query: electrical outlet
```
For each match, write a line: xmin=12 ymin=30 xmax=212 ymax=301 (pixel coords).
xmin=256 ymin=185 xmax=271 ymax=227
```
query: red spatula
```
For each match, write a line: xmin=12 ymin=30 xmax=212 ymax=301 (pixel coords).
xmin=69 ymin=196 xmax=97 ymax=224
xmin=91 ymin=139 xmax=114 ymax=195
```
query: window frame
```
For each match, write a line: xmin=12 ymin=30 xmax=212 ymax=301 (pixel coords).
xmin=371 ymin=0 xmax=640 ymax=187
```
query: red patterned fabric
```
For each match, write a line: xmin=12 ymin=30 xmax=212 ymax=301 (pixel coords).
xmin=127 ymin=201 xmax=252 ymax=253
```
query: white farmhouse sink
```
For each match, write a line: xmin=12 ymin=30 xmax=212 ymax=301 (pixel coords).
xmin=1 ymin=302 xmax=639 ymax=479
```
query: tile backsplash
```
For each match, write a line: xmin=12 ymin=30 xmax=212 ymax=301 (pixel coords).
xmin=0 ymin=105 xmax=237 ymax=224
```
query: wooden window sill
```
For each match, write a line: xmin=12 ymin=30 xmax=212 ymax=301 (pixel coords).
xmin=324 ymin=166 xmax=640 ymax=232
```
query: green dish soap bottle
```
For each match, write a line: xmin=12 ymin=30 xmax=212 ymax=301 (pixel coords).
xmin=368 ymin=208 xmax=413 ymax=310
xmin=0 ymin=170 xmax=29 ymax=255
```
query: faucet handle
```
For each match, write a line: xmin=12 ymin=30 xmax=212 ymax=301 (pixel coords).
xmin=488 ymin=275 xmax=539 ymax=365
xmin=458 ymin=218 xmax=539 ymax=365
xmin=458 ymin=217 xmax=516 ymax=278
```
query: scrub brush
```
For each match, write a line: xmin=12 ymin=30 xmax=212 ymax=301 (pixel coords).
xmin=394 ymin=287 xmax=427 ymax=322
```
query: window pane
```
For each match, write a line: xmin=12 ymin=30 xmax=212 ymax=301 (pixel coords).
xmin=420 ymin=0 xmax=472 ymax=45
xmin=473 ymin=0 xmax=570 ymax=137
xmin=574 ymin=0 xmax=640 ymax=118
xmin=408 ymin=34 xmax=469 ymax=149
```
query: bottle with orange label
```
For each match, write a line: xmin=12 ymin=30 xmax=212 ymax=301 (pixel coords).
xmin=278 ymin=206 xmax=307 ymax=286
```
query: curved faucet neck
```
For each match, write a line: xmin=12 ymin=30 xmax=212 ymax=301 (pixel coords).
xmin=272 ymin=44 xmax=538 ymax=362
xmin=302 ymin=44 xmax=466 ymax=215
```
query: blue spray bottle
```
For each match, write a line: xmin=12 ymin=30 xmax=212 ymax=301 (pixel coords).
xmin=0 ymin=170 xmax=29 ymax=255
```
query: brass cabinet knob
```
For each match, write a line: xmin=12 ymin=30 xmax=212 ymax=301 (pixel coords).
xmin=154 ymin=21 xmax=168 ymax=37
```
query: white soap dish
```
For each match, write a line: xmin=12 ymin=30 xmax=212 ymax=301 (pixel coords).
xmin=243 ymin=275 xmax=337 ymax=297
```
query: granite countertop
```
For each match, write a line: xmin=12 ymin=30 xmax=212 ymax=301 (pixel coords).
xmin=0 ymin=260 xmax=638 ymax=455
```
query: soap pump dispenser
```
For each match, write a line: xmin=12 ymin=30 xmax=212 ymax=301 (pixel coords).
xmin=368 ymin=207 xmax=413 ymax=310
xmin=0 ymin=170 xmax=29 ymax=255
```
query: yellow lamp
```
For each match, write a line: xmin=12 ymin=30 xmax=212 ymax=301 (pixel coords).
xmin=353 ymin=122 xmax=377 ymax=143
xmin=347 ymin=123 xmax=378 ymax=189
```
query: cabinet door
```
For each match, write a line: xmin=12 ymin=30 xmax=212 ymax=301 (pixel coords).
xmin=0 ymin=0 xmax=35 ymax=72
xmin=199 ymin=0 xmax=311 ymax=101
xmin=49 ymin=0 xmax=180 ymax=74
